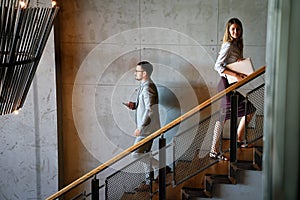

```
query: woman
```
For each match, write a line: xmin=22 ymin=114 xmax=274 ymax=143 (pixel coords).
xmin=210 ymin=18 xmax=256 ymax=160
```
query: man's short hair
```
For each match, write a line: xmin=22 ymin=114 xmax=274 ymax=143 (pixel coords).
xmin=137 ymin=61 xmax=153 ymax=76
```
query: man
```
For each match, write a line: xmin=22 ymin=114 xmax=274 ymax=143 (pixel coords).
xmin=124 ymin=61 xmax=160 ymax=158
xmin=124 ymin=61 xmax=171 ymax=189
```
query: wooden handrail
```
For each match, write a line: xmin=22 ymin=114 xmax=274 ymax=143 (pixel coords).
xmin=46 ymin=66 xmax=266 ymax=200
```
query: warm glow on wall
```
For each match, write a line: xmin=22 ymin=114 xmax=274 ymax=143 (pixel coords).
xmin=52 ymin=1 xmax=57 ymax=8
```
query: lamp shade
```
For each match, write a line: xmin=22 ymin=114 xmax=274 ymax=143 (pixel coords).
xmin=0 ymin=0 xmax=59 ymax=115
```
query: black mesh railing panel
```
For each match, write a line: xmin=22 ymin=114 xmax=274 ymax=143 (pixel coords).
xmin=105 ymin=153 xmax=152 ymax=200
xmin=173 ymin=110 xmax=221 ymax=185
xmin=245 ymin=84 xmax=265 ymax=143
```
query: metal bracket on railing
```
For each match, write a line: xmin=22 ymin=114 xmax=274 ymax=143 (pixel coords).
xmin=159 ymin=137 xmax=166 ymax=200
xmin=91 ymin=175 xmax=99 ymax=200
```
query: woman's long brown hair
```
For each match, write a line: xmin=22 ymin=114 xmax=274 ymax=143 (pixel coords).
xmin=222 ymin=18 xmax=244 ymax=51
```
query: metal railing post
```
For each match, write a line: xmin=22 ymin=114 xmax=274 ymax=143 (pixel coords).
xmin=150 ymin=153 xmax=154 ymax=199
xmin=159 ymin=136 xmax=166 ymax=200
xmin=230 ymin=91 xmax=238 ymax=163
xmin=91 ymin=176 xmax=99 ymax=200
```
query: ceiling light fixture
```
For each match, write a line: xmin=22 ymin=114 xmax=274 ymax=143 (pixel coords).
xmin=0 ymin=0 xmax=59 ymax=115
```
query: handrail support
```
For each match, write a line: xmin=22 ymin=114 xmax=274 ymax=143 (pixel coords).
xmin=230 ymin=91 xmax=238 ymax=163
xmin=91 ymin=175 xmax=99 ymax=200
xmin=159 ymin=136 xmax=166 ymax=200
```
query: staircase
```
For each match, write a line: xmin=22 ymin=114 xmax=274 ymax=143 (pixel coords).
xmin=45 ymin=67 xmax=266 ymax=200
xmin=122 ymin=82 xmax=265 ymax=199
xmin=122 ymin=139 xmax=263 ymax=200
xmin=181 ymin=139 xmax=263 ymax=200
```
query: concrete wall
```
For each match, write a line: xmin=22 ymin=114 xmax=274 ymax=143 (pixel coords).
xmin=0 ymin=32 xmax=58 ymax=199
xmin=57 ymin=0 xmax=268 ymax=196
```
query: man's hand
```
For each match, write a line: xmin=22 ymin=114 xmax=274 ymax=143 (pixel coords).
xmin=134 ymin=129 xmax=141 ymax=137
xmin=123 ymin=102 xmax=136 ymax=110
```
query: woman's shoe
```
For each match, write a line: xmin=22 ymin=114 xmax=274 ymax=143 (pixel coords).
xmin=237 ymin=141 xmax=243 ymax=147
xmin=209 ymin=152 xmax=218 ymax=159
xmin=237 ymin=141 xmax=252 ymax=148
xmin=209 ymin=152 xmax=229 ymax=161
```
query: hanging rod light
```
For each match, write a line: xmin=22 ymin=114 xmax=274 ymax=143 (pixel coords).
xmin=0 ymin=0 xmax=59 ymax=115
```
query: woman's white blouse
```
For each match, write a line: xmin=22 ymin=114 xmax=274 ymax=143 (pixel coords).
xmin=214 ymin=41 xmax=243 ymax=77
